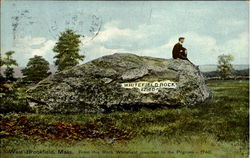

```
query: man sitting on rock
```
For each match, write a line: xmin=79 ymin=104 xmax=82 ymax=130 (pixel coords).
xmin=172 ymin=37 xmax=197 ymax=68
xmin=172 ymin=37 xmax=188 ymax=60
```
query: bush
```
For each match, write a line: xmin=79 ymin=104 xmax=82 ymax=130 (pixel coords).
xmin=0 ymin=83 xmax=31 ymax=113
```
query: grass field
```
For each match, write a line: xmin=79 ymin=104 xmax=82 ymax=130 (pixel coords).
xmin=0 ymin=80 xmax=249 ymax=158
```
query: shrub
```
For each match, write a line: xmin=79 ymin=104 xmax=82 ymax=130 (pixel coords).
xmin=0 ymin=83 xmax=31 ymax=113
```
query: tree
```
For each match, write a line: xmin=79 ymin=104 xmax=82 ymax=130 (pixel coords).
xmin=22 ymin=55 xmax=50 ymax=82
xmin=53 ymin=29 xmax=84 ymax=71
xmin=2 ymin=51 xmax=18 ymax=81
xmin=217 ymin=54 xmax=234 ymax=79
xmin=0 ymin=55 xmax=5 ymax=82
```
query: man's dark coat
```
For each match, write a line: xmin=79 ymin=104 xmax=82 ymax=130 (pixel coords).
xmin=172 ymin=43 xmax=187 ymax=59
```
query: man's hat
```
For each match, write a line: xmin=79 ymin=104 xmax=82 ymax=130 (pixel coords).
xmin=179 ymin=37 xmax=185 ymax=41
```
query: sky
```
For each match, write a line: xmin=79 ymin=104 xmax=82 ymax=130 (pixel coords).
xmin=1 ymin=1 xmax=249 ymax=67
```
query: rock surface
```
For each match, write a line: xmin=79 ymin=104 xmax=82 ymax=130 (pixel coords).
xmin=27 ymin=53 xmax=211 ymax=113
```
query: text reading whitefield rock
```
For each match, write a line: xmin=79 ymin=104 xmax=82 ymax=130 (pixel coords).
xmin=121 ymin=80 xmax=177 ymax=93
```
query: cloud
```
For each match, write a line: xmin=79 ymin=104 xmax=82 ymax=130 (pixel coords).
xmin=220 ymin=32 xmax=248 ymax=64
xmin=2 ymin=1 xmax=248 ymax=68
xmin=11 ymin=20 xmax=248 ymax=67
xmin=13 ymin=36 xmax=56 ymax=66
xmin=30 ymin=40 xmax=55 ymax=56
xmin=82 ymin=20 xmax=148 ymax=47
xmin=81 ymin=20 xmax=170 ymax=58
xmin=81 ymin=21 xmax=248 ymax=65
xmin=139 ymin=32 xmax=248 ymax=65
xmin=81 ymin=20 xmax=150 ymax=61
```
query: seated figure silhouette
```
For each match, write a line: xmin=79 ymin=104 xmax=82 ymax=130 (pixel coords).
xmin=172 ymin=37 xmax=197 ymax=68
xmin=172 ymin=37 xmax=188 ymax=60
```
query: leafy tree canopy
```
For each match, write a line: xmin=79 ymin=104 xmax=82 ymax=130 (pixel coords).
xmin=22 ymin=55 xmax=50 ymax=82
xmin=217 ymin=54 xmax=234 ymax=79
xmin=53 ymin=29 xmax=84 ymax=71
xmin=2 ymin=51 xmax=18 ymax=81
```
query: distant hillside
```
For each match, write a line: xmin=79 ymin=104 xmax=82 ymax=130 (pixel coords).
xmin=0 ymin=65 xmax=56 ymax=78
xmin=203 ymin=69 xmax=249 ymax=78
xmin=0 ymin=67 xmax=24 ymax=78
xmin=199 ymin=64 xmax=249 ymax=72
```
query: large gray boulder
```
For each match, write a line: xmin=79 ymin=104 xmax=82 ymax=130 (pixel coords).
xmin=27 ymin=53 xmax=211 ymax=113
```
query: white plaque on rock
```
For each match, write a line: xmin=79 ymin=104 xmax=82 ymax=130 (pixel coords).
xmin=121 ymin=80 xmax=177 ymax=93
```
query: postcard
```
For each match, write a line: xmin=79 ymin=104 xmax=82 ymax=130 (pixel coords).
xmin=0 ymin=1 xmax=249 ymax=158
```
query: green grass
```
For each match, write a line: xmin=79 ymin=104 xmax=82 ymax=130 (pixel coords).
xmin=1 ymin=80 xmax=249 ymax=158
